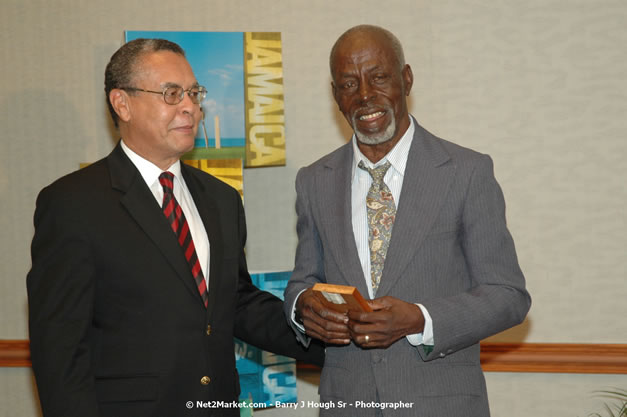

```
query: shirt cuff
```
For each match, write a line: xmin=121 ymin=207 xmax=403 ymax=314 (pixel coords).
xmin=405 ymin=303 xmax=434 ymax=347
xmin=290 ymin=289 xmax=308 ymax=333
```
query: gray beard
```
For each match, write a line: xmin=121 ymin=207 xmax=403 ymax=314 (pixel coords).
xmin=352 ymin=113 xmax=397 ymax=145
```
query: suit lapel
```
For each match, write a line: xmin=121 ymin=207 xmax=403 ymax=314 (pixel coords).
xmin=318 ymin=143 xmax=372 ymax=298
xmin=107 ymin=144 xmax=205 ymax=306
xmin=376 ymin=122 xmax=455 ymax=296
xmin=181 ymin=165 xmax=223 ymax=319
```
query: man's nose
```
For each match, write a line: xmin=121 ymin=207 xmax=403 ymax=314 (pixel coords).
xmin=358 ymin=81 xmax=375 ymax=103
xmin=179 ymin=90 xmax=199 ymax=115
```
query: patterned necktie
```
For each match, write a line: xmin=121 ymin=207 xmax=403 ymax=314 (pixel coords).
xmin=159 ymin=172 xmax=208 ymax=307
xmin=358 ymin=160 xmax=396 ymax=295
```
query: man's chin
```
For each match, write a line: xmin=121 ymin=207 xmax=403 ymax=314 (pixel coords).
xmin=354 ymin=125 xmax=396 ymax=146
xmin=355 ymin=133 xmax=392 ymax=146
xmin=172 ymin=136 xmax=197 ymax=156
xmin=352 ymin=114 xmax=396 ymax=146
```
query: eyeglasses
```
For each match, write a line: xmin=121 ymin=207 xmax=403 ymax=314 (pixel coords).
xmin=122 ymin=85 xmax=207 ymax=105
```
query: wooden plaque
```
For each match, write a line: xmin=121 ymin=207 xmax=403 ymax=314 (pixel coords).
xmin=312 ymin=283 xmax=372 ymax=313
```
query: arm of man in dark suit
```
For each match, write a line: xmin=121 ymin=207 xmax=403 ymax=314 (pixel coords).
xmin=229 ymin=188 xmax=325 ymax=366
xmin=27 ymin=184 xmax=100 ymax=417
xmin=348 ymin=155 xmax=531 ymax=358
xmin=283 ymin=168 xmax=352 ymax=346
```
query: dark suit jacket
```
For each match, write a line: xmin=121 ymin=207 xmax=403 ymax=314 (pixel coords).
xmin=284 ymin=119 xmax=531 ymax=417
xmin=27 ymin=143 xmax=323 ymax=417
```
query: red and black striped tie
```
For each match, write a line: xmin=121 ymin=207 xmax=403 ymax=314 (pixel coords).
xmin=159 ymin=171 xmax=208 ymax=307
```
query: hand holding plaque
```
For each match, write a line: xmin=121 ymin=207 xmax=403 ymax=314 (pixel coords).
xmin=312 ymin=283 xmax=372 ymax=313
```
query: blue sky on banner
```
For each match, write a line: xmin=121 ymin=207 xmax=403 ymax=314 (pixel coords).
xmin=125 ymin=31 xmax=245 ymax=145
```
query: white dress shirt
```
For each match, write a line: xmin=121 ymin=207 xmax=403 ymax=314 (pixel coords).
xmin=120 ymin=140 xmax=210 ymax=284
xmin=351 ymin=119 xmax=433 ymax=347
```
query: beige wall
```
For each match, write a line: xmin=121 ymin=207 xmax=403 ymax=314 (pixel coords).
xmin=1 ymin=0 xmax=625 ymax=416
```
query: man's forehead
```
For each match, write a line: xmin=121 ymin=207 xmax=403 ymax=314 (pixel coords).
xmin=332 ymin=38 xmax=396 ymax=73
xmin=139 ymin=50 xmax=188 ymax=68
xmin=336 ymin=31 xmax=394 ymax=56
xmin=134 ymin=51 xmax=196 ymax=84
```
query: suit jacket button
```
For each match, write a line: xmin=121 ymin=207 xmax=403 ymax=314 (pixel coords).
xmin=200 ymin=376 xmax=211 ymax=385
xmin=206 ymin=325 xmax=211 ymax=336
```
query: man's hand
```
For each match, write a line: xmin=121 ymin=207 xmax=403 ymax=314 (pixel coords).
xmin=347 ymin=296 xmax=425 ymax=349
xmin=296 ymin=288 xmax=351 ymax=345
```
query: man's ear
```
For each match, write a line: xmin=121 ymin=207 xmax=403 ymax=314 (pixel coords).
xmin=109 ymin=89 xmax=131 ymax=123
xmin=331 ymin=81 xmax=340 ymax=107
xmin=402 ymin=64 xmax=414 ymax=96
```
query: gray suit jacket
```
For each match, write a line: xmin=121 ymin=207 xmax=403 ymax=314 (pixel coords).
xmin=284 ymin=120 xmax=531 ymax=417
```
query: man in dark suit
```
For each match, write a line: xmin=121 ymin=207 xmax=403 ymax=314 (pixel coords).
xmin=284 ymin=25 xmax=531 ymax=416
xmin=27 ymin=38 xmax=322 ymax=417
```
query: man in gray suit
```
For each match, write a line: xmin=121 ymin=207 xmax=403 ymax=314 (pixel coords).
xmin=284 ymin=25 xmax=531 ymax=416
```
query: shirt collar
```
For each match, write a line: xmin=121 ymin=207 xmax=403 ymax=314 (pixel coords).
xmin=351 ymin=116 xmax=415 ymax=178
xmin=120 ymin=139 xmax=182 ymax=188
